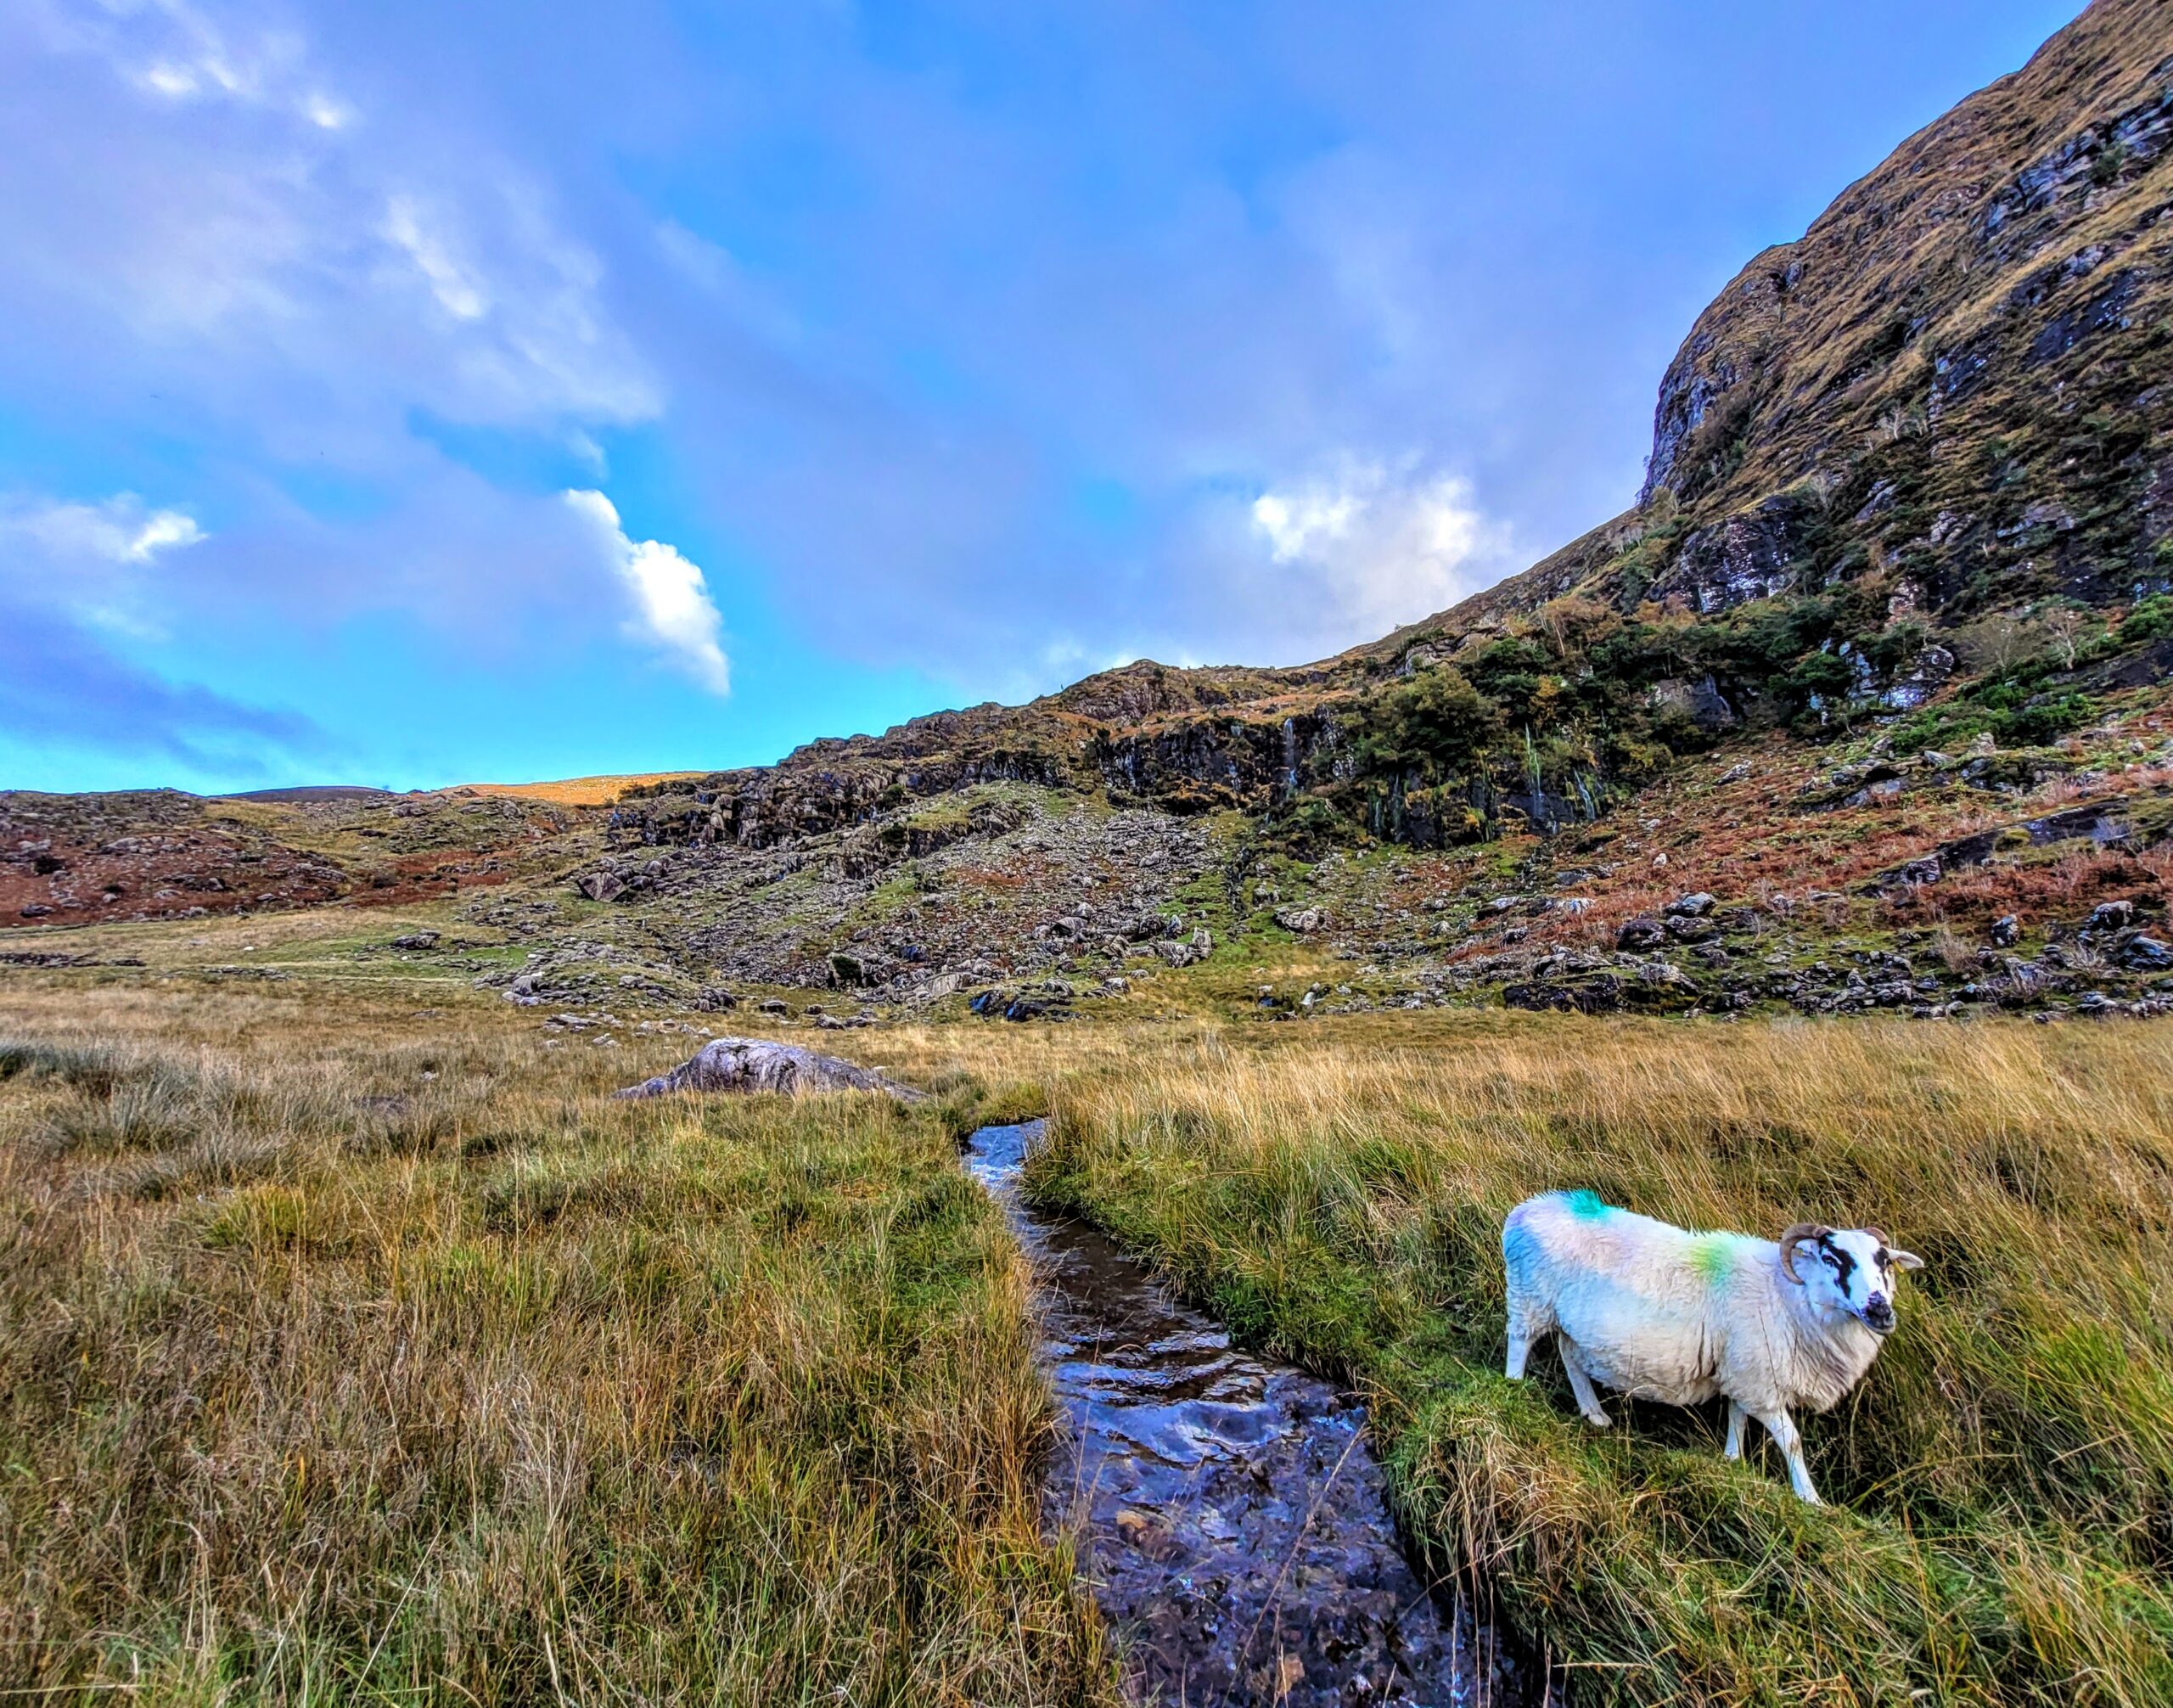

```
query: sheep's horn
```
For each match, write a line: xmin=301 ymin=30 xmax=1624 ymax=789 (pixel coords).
xmin=1862 ymin=1225 xmax=1889 ymax=1246
xmin=1778 ymin=1222 xmax=1831 ymax=1284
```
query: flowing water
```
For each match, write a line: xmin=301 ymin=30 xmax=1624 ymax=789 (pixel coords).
xmin=967 ymin=1121 xmax=1521 ymax=1706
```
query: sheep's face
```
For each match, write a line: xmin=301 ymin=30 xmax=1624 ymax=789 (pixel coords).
xmin=1794 ymin=1228 xmax=1924 ymax=1334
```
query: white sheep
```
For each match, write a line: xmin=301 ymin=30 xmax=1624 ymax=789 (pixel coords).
xmin=1501 ymin=1189 xmax=1923 ymax=1503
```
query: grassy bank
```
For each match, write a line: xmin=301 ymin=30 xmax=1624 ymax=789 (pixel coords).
xmin=0 ymin=992 xmax=1114 ymax=1705
xmin=10 ymin=967 xmax=2173 ymax=1705
xmin=1033 ymin=1016 xmax=2173 ymax=1705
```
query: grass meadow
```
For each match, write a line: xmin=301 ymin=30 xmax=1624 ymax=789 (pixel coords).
xmin=4 ymin=967 xmax=2171 ymax=1705
xmin=0 ymin=982 xmax=1111 ymax=1706
xmin=1032 ymin=1017 xmax=2173 ymax=1705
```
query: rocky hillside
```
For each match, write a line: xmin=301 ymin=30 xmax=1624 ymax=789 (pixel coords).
xmin=8 ymin=0 xmax=2173 ymax=1025
xmin=0 ymin=786 xmax=597 ymax=930
xmin=599 ymin=3 xmax=2173 ymax=860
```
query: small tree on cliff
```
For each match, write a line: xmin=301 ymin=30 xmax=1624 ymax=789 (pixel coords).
xmin=1351 ymin=666 xmax=1502 ymax=783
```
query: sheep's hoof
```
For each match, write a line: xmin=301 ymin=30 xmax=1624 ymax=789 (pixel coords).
xmin=1582 ymin=1410 xmax=1611 ymax=1430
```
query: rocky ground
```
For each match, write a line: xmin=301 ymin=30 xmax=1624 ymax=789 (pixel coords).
xmin=8 ymin=683 xmax=2170 ymax=1031
xmin=405 ymin=683 xmax=2173 ymax=1031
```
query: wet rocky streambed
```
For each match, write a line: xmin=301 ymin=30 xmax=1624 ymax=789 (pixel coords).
xmin=966 ymin=1121 xmax=1524 ymax=1706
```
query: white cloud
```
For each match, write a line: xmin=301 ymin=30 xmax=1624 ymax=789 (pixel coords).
xmin=384 ymin=195 xmax=489 ymax=321
xmin=1248 ymin=457 xmax=1508 ymax=641
xmin=9 ymin=494 xmax=207 ymax=565
xmin=0 ymin=492 xmax=209 ymax=642
xmin=564 ymin=490 xmax=730 ymax=694
xmin=4 ymin=0 xmax=658 ymax=435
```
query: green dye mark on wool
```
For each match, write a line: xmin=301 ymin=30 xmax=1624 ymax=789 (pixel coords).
xmin=1687 ymin=1235 xmax=1738 ymax=1284
xmin=1564 ymin=1189 xmax=1613 ymax=1221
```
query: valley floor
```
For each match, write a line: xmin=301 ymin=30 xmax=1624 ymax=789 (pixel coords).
xmin=3 ymin=957 xmax=2170 ymax=1705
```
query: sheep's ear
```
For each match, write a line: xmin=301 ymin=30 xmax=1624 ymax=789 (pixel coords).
xmin=1888 ymin=1247 xmax=1924 ymax=1271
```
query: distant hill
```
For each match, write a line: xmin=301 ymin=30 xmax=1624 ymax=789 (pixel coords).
xmin=223 ymin=785 xmax=395 ymax=803
xmin=463 ymin=773 xmax=706 ymax=808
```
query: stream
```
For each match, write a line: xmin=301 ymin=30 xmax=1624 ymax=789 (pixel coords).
xmin=966 ymin=1121 xmax=1521 ymax=1706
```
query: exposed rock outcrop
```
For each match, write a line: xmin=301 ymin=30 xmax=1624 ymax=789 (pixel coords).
xmin=614 ymin=1037 xmax=925 ymax=1102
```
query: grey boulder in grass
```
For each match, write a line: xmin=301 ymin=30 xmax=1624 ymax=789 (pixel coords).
xmin=615 ymin=1036 xmax=925 ymax=1102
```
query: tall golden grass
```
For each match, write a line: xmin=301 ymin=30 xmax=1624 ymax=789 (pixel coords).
xmin=12 ymin=971 xmax=2173 ymax=1704
xmin=1036 ymin=1014 xmax=2173 ymax=1705
xmin=0 ymin=990 xmax=1114 ymax=1705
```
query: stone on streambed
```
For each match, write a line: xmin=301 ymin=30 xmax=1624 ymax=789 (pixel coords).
xmin=614 ymin=1036 xmax=924 ymax=1102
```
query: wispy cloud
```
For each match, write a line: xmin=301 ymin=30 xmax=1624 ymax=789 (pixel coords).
xmin=7 ymin=493 xmax=206 ymax=566
xmin=1249 ymin=456 xmax=1509 ymax=640
xmin=564 ymin=490 xmax=730 ymax=694
xmin=4 ymin=0 xmax=659 ymax=427
xmin=0 ymin=490 xmax=211 ymax=641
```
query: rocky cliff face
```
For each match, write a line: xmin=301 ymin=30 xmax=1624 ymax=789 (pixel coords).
xmin=1633 ymin=0 xmax=2173 ymax=617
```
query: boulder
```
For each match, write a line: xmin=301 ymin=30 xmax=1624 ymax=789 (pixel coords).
xmin=1616 ymin=917 xmax=1666 ymax=952
xmin=1666 ymin=892 xmax=1716 ymax=918
xmin=2087 ymin=899 xmax=2137 ymax=932
xmin=693 ymin=985 xmax=739 ymax=1012
xmin=1273 ymin=906 xmax=1324 ymax=934
xmin=575 ymin=870 xmax=626 ymax=903
xmin=391 ymin=930 xmax=441 ymax=950
xmin=615 ymin=1037 xmax=923 ymax=1101
xmin=1991 ymin=914 xmax=2022 ymax=947
xmin=2120 ymin=935 xmax=2173 ymax=971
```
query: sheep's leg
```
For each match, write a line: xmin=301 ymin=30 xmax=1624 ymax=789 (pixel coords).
xmin=1557 ymin=1340 xmax=1611 ymax=1429
xmin=1723 ymin=1400 xmax=1746 ymax=1461
xmin=1504 ymin=1306 xmax=1536 ymax=1379
xmin=1755 ymin=1407 xmax=1822 ymax=1504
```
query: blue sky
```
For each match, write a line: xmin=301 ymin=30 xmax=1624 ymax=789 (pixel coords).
xmin=0 ymin=0 xmax=2086 ymax=793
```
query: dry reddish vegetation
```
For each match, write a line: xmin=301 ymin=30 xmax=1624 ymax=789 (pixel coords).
xmin=1 ymin=812 xmax=350 ymax=928
xmin=5 ymin=789 xmax=600 ymax=934
xmin=345 ymin=848 xmax=531 ymax=907
xmin=1880 ymin=841 xmax=2173 ymax=930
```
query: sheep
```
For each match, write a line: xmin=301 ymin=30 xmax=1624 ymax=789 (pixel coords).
xmin=1501 ymin=1189 xmax=1923 ymax=1503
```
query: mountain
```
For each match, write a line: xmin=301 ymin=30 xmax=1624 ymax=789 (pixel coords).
xmin=613 ymin=0 xmax=2173 ymax=853
xmin=8 ymin=0 xmax=2173 ymax=1022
